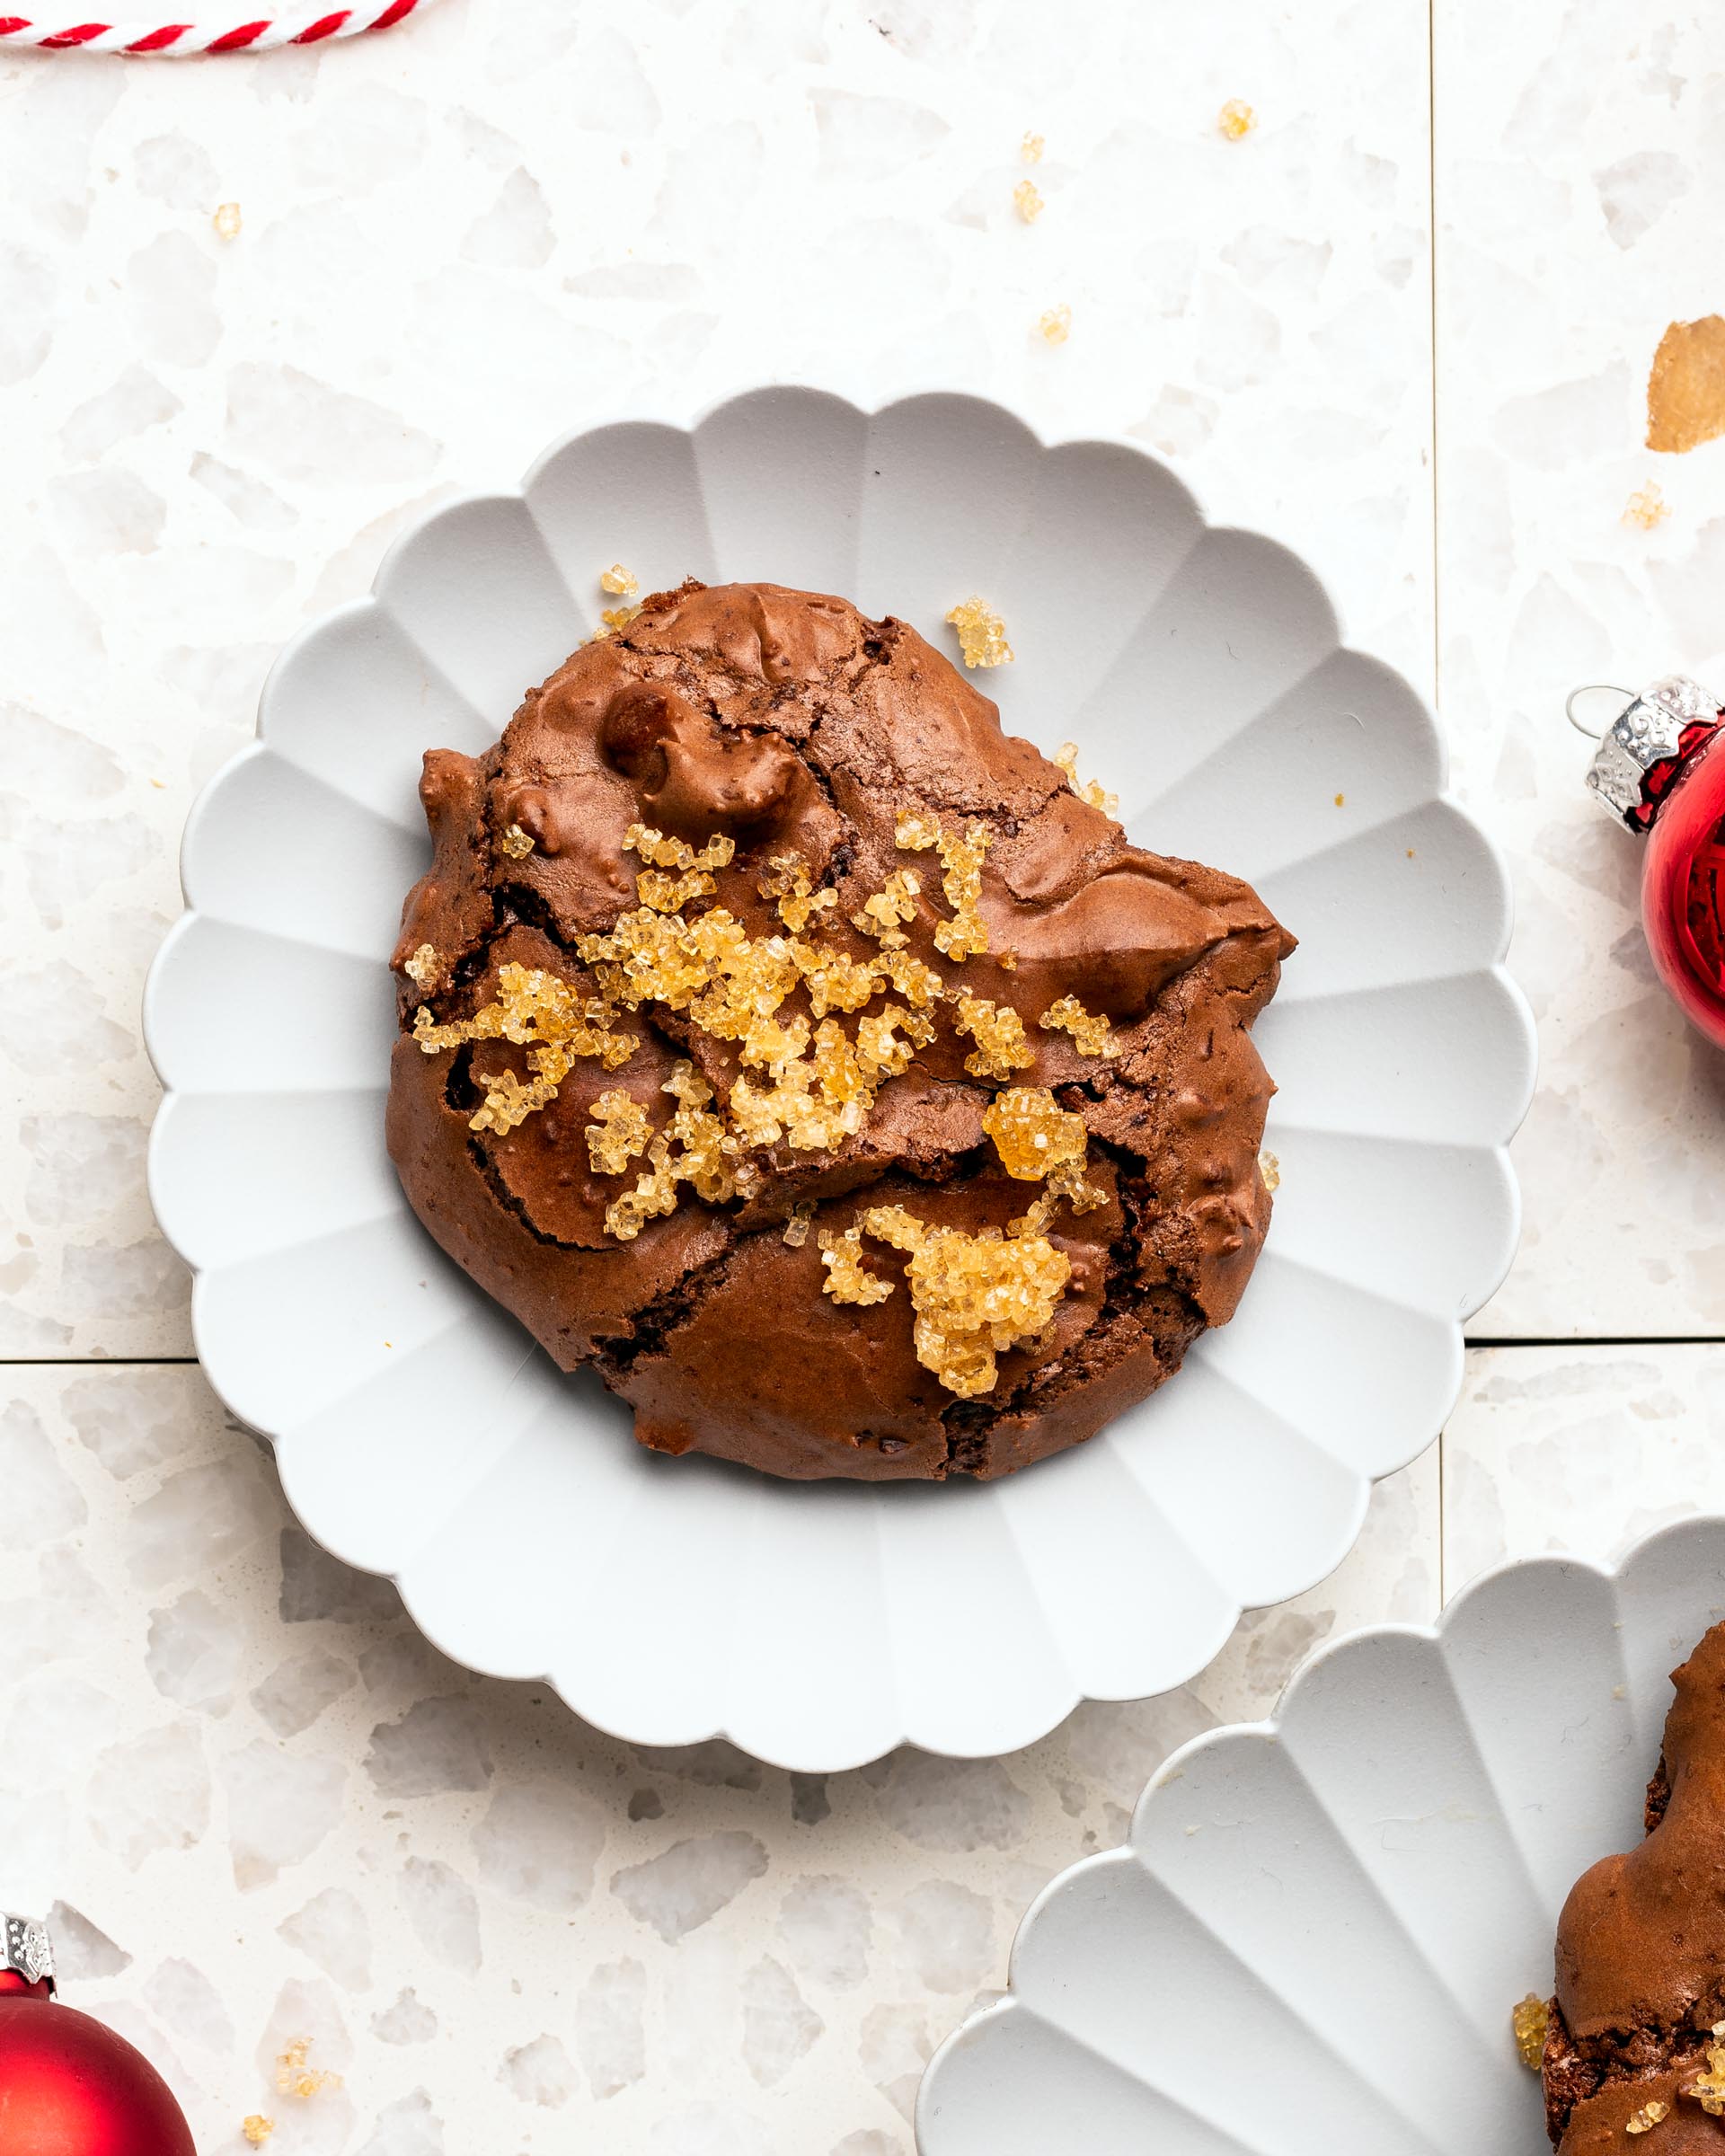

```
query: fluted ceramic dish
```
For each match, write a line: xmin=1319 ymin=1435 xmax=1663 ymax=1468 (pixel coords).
xmin=917 ymin=1517 xmax=1725 ymax=2154
xmin=144 ymin=387 xmax=1535 ymax=1772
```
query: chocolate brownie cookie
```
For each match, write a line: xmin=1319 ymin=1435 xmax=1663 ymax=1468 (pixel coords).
xmin=386 ymin=579 xmax=1293 ymax=1481
xmin=1542 ymin=1620 xmax=1725 ymax=2148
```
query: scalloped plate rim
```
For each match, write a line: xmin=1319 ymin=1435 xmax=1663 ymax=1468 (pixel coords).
xmin=914 ymin=1515 xmax=1723 ymax=2149
xmin=142 ymin=382 xmax=1538 ymax=1771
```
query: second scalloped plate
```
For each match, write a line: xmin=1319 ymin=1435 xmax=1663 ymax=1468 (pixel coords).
xmin=917 ymin=1518 xmax=1725 ymax=2154
xmin=145 ymin=387 xmax=1535 ymax=1772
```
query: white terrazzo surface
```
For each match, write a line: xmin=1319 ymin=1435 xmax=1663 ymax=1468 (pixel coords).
xmin=0 ymin=1 xmax=1721 ymax=2149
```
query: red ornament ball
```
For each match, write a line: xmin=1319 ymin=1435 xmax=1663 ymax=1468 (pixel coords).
xmin=0 ymin=1971 xmax=196 ymax=2156
xmin=1641 ymin=720 xmax=1725 ymax=1049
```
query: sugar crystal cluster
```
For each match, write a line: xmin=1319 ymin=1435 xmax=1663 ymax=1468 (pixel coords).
xmin=1684 ymin=2035 xmax=1725 ymax=2115
xmin=1039 ymin=993 xmax=1118 ymax=1057
xmin=1054 ymin=739 xmax=1120 ymax=817
xmin=824 ymin=1204 xmax=1073 ymax=1399
xmin=981 ymin=1086 xmax=1088 ymax=1180
xmin=406 ymin=774 xmax=1143 ymax=1394
xmin=944 ymin=597 xmax=1014 ymax=670
xmin=1512 ymin=1993 xmax=1549 ymax=2070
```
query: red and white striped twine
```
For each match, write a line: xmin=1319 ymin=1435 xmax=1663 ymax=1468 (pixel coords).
xmin=0 ymin=0 xmax=438 ymax=51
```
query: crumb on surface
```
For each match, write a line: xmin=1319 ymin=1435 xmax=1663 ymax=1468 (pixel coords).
xmin=242 ymin=2121 xmax=273 ymax=2147
xmin=214 ymin=201 xmax=242 ymax=239
xmin=1623 ymin=482 xmax=1670 ymax=529
xmin=1333 ymin=791 xmax=1345 ymax=808
xmin=1218 ymin=97 xmax=1256 ymax=139
xmin=1037 ymin=303 xmax=1072 ymax=345
xmin=944 ymin=596 xmax=1014 ymax=671
xmin=1511 ymin=1993 xmax=1549 ymax=2070
xmin=1020 ymin=130 xmax=1044 ymax=163
xmin=1013 ymin=178 xmax=1044 ymax=222
xmin=601 ymin=563 xmax=639 ymax=596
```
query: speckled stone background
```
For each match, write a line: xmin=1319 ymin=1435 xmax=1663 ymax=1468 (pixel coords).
xmin=1 ymin=2 xmax=1720 ymax=2150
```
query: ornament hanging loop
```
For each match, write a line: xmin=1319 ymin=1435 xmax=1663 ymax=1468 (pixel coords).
xmin=1565 ymin=685 xmax=1635 ymax=741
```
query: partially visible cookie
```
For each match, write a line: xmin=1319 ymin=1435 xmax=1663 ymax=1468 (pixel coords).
xmin=387 ymin=579 xmax=1293 ymax=1481
xmin=1543 ymin=1621 xmax=1725 ymax=2148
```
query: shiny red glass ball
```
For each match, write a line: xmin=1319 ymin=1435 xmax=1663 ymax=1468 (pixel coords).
xmin=0 ymin=1975 xmax=195 ymax=2156
xmin=1642 ymin=724 xmax=1725 ymax=1051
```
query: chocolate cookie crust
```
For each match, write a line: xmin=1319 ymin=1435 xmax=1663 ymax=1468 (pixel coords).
xmin=1543 ymin=1621 xmax=1725 ymax=2149
xmin=386 ymin=579 xmax=1293 ymax=1481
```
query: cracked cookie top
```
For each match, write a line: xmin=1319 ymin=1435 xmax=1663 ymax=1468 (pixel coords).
xmin=385 ymin=579 xmax=1293 ymax=1482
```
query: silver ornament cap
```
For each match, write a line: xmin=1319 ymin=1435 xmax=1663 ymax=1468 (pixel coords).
xmin=2 ymin=1911 xmax=56 ymax=1989
xmin=1583 ymin=674 xmax=1721 ymax=826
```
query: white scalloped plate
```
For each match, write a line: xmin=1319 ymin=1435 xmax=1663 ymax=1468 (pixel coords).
xmin=144 ymin=387 xmax=1535 ymax=1772
xmin=918 ymin=1518 xmax=1725 ymax=2154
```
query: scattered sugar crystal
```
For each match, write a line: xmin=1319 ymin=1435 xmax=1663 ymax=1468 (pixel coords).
xmin=586 ymin=1091 xmax=650 ymax=1175
xmin=1039 ymin=994 xmax=1119 ymax=1057
xmin=1047 ymin=1154 xmax=1106 ymax=1214
xmin=757 ymin=850 xmax=835 ymax=932
xmin=790 ymin=939 xmax=882 ymax=1019
xmin=1020 ymin=132 xmax=1044 ymax=163
xmin=874 ymin=946 xmax=944 ymax=1007
xmin=414 ymin=966 xmax=637 ymax=1134
xmin=1684 ymin=2044 xmax=1725 ymax=2114
xmin=739 ymin=1011 xmax=810 ymax=1074
xmin=1511 ymin=1994 xmax=1549 ymax=2070
xmin=854 ymin=869 xmax=921 ymax=947
xmin=601 ymin=563 xmax=639 ymax=596
xmin=981 ymin=1087 xmax=1087 ymax=1180
xmin=1013 ymin=179 xmax=1044 ymax=222
xmin=590 ymin=604 xmax=642 ymax=641
xmin=818 ymin=1224 xmax=895 ymax=1305
xmin=954 ymin=994 xmax=1032 ymax=1080
xmin=499 ymin=823 xmax=535 ymax=860
xmin=402 ymin=943 xmax=438 ymax=988
xmin=1038 ymin=304 xmax=1072 ymax=346
xmin=605 ymin=1135 xmax=679 ymax=1240
xmin=276 ymin=2037 xmax=341 ymax=2099
xmin=783 ymin=1204 xmax=814 ymax=1248
xmin=932 ymin=823 xmax=992 ymax=959
xmin=214 ymin=203 xmax=243 ymax=241
xmin=625 ymin=826 xmax=735 ymax=874
xmin=852 ymin=1205 xmax=1071 ymax=1399
xmin=1259 ymin=1148 xmax=1280 ymax=1193
xmin=1052 ymin=741 xmax=1118 ymax=816
xmin=1623 ymin=483 xmax=1669 ymax=530
xmin=636 ymin=866 xmax=717 ymax=914
xmin=1627 ymin=2102 xmax=1669 ymax=2134
xmin=1218 ymin=98 xmax=1257 ymax=139
xmin=856 ymin=1003 xmax=933 ymax=1079
xmin=894 ymin=810 xmax=942 ymax=852
xmin=945 ymin=598 xmax=1013 ymax=671
xmin=242 ymin=2118 xmax=273 ymax=2146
